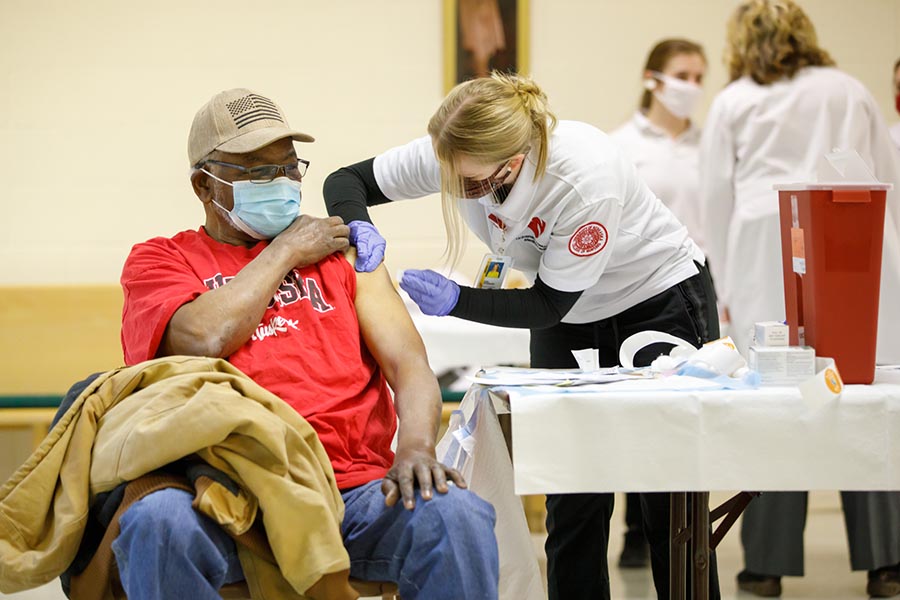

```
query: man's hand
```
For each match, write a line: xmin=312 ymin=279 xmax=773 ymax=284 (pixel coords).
xmin=382 ymin=443 xmax=467 ymax=510
xmin=272 ymin=214 xmax=350 ymax=267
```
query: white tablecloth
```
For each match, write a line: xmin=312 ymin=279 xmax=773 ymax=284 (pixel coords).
xmin=502 ymin=368 xmax=900 ymax=494
xmin=438 ymin=367 xmax=900 ymax=599
xmin=411 ymin=298 xmax=536 ymax=599
xmin=437 ymin=388 xmax=544 ymax=600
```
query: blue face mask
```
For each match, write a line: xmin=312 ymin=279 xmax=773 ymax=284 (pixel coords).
xmin=202 ymin=169 xmax=301 ymax=240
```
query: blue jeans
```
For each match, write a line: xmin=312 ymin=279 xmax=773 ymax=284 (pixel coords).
xmin=111 ymin=481 xmax=499 ymax=600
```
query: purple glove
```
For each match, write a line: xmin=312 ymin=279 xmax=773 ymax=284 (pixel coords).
xmin=400 ymin=269 xmax=461 ymax=316
xmin=348 ymin=220 xmax=386 ymax=273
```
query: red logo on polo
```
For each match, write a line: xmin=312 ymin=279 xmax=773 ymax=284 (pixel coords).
xmin=568 ymin=222 xmax=608 ymax=256
xmin=488 ymin=214 xmax=506 ymax=230
xmin=527 ymin=217 xmax=546 ymax=237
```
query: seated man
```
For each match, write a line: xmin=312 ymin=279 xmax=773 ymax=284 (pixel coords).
xmin=117 ymin=88 xmax=499 ymax=600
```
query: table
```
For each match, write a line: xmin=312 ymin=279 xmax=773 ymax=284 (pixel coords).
xmin=506 ymin=369 xmax=900 ymax=494
xmin=438 ymin=368 xmax=900 ymax=599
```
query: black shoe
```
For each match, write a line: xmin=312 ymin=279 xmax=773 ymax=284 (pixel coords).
xmin=617 ymin=530 xmax=650 ymax=569
xmin=737 ymin=569 xmax=782 ymax=597
xmin=868 ymin=563 xmax=900 ymax=597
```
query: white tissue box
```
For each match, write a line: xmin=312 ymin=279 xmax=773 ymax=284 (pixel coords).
xmin=754 ymin=321 xmax=789 ymax=347
xmin=748 ymin=345 xmax=815 ymax=385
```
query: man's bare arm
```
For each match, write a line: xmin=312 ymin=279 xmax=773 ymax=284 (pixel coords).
xmin=352 ymin=254 xmax=466 ymax=509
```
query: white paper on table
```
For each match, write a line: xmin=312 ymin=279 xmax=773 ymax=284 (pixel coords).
xmin=510 ymin=375 xmax=724 ymax=395
xmin=469 ymin=366 xmax=644 ymax=386
xmin=571 ymin=348 xmax=600 ymax=371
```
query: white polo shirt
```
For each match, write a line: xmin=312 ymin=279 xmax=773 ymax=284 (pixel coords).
xmin=373 ymin=120 xmax=702 ymax=323
xmin=611 ymin=112 xmax=706 ymax=252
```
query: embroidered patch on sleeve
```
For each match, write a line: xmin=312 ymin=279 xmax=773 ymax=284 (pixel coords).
xmin=568 ymin=222 xmax=608 ymax=256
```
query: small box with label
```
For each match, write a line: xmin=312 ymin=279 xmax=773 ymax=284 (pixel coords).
xmin=754 ymin=321 xmax=789 ymax=347
xmin=748 ymin=345 xmax=816 ymax=386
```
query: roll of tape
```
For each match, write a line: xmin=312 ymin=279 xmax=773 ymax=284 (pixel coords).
xmin=689 ymin=338 xmax=746 ymax=376
xmin=619 ymin=330 xmax=698 ymax=369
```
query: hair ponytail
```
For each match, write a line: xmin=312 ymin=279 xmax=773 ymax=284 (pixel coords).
xmin=501 ymin=73 xmax=557 ymax=180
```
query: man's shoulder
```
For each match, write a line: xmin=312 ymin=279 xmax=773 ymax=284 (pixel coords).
xmin=341 ymin=247 xmax=357 ymax=268
xmin=306 ymin=250 xmax=353 ymax=271
xmin=294 ymin=251 xmax=356 ymax=290
xmin=130 ymin=228 xmax=203 ymax=253
xmin=122 ymin=229 xmax=207 ymax=279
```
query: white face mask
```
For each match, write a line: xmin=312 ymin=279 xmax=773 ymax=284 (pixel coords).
xmin=646 ymin=71 xmax=703 ymax=119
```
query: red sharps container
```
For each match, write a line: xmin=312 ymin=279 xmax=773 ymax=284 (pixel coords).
xmin=775 ymin=176 xmax=891 ymax=384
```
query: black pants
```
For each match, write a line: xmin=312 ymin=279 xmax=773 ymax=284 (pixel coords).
xmin=531 ymin=263 xmax=721 ymax=600
xmin=625 ymin=491 xmax=644 ymax=532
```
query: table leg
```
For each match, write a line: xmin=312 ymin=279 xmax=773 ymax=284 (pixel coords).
xmin=691 ymin=491 xmax=710 ymax=600
xmin=670 ymin=492 xmax=688 ymax=600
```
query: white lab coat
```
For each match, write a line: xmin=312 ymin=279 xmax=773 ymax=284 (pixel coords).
xmin=890 ymin=122 xmax=900 ymax=152
xmin=610 ymin=112 xmax=706 ymax=252
xmin=700 ymin=66 xmax=900 ymax=363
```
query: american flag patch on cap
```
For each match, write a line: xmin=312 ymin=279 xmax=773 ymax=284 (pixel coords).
xmin=226 ymin=94 xmax=284 ymax=129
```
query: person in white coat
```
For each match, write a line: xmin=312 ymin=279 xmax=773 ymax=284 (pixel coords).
xmin=890 ymin=58 xmax=900 ymax=151
xmin=609 ymin=36 xmax=708 ymax=571
xmin=612 ymin=38 xmax=708 ymax=255
xmin=699 ymin=1 xmax=900 ymax=597
xmin=324 ymin=72 xmax=722 ymax=600
xmin=700 ymin=1 xmax=900 ymax=365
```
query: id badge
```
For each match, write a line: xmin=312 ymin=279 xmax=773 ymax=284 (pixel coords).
xmin=475 ymin=254 xmax=513 ymax=289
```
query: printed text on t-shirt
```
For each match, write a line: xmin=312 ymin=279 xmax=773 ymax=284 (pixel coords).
xmin=203 ymin=269 xmax=335 ymax=312
xmin=252 ymin=315 xmax=300 ymax=341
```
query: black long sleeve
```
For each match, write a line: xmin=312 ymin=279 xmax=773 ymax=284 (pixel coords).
xmin=326 ymin=159 xmax=583 ymax=328
xmin=323 ymin=158 xmax=393 ymax=224
xmin=450 ymin=277 xmax=584 ymax=329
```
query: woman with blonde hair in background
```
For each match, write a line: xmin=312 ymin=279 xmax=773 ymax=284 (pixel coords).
xmin=890 ymin=58 xmax=900 ymax=151
xmin=699 ymin=0 xmax=900 ymax=596
xmin=325 ymin=71 xmax=721 ymax=599
xmin=610 ymin=37 xmax=710 ymax=570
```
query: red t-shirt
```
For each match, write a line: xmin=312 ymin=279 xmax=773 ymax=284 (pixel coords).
xmin=120 ymin=227 xmax=396 ymax=489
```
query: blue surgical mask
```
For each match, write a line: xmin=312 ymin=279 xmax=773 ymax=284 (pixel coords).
xmin=202 ymin=169 xmax=301 ymax=240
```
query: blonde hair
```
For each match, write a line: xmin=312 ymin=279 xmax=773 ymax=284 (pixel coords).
xmin=726 ymin=0 xmax=834 ymax=85
xmin=427 ymin=72 xmax=557 ymax=266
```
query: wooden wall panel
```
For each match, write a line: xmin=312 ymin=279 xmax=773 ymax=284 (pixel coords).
xmin=0 ymin=286 xmax=124 ymax=394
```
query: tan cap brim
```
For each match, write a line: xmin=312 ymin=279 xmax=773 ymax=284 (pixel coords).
xmin=215 ymin=126 xmax=315 ymax=157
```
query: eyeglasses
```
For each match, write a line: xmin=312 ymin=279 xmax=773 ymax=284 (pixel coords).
xmin=202 ymin=158 xmax=310 ymax=184
xmin=461 ymin=160 xmax=513 ymax=199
